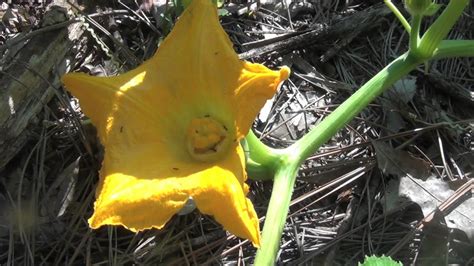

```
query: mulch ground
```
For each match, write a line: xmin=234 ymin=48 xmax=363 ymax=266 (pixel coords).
xmin=0 ymin=0 xmax=473 ymax=265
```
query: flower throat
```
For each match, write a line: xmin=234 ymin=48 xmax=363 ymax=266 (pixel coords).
xmin=186 ymin=116 xmax=232 ymax=162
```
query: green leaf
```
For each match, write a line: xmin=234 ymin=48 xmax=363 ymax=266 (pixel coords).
xmin=358 ymin=255 xmax=403 ymax=266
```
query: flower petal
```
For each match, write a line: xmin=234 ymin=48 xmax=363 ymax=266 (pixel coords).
xmin=192 ymin=144 xmax=261 ymax=247
xmin=63 ymin=67 xmax=193 ymax=160
xmin=62 ymin=0 xmax=288 ymax=246
xmin=88 ymin=143 xmax=260 ymax=246
xmin=149 ymin=0 xmax=290 ymax=139
xmin=233 ymin=64 xmax=290 ymax=138
xmin=89 ymin=173 xmax=190 ymax=231
xmin=151 ymin=0 xmax=243 ymax=102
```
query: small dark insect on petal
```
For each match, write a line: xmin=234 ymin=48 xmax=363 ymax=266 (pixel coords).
xmin=120 ymin=126 xmax=124 ymax=132
xmin=172 ymin=167 xmax=179 ymax=171
xmin=223 ymin=125 xmax=228 ymax=131
xmin=204 ymin=114 xmax=210 ymax=117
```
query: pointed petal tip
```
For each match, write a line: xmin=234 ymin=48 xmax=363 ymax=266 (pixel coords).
xmin=87 ymin=215 xmax=101 ymax=230
xmin=248 ymin=205 xmax=262 ymax=248
xmin=61 ymin=73 xmax=74 ymax=85
xmin=61 ymin=72 xmax=93 ymax=91
xmin=250 ymin=224 xmax=262 ymax=248
xmin=279 ymin=66 xmax=291 ymax=81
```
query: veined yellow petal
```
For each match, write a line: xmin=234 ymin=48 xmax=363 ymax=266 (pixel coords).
xmin=88 ymin=143 xmax=260 ymax=246
xmin=88 ymin=173 xmax=190 ymax=231
xmin=234 ymin=63 xmax=290 ymax=138
xmin=62 ymin=0 xmax=289 ymax=247
xmin=193 ymin=144 xmax=261 ymax=246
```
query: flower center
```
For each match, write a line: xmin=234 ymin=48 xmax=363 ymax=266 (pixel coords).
xmin=186 ymin=116 xmax=230 ymax=162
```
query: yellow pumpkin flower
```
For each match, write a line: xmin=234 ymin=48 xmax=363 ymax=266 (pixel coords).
xmin=62 ymin=0 xmax=289 ymax=247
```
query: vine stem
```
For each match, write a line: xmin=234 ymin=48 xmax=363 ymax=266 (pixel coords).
xmin=418 ymin=0 xmax=469 ymax=58
xmin=254 ymin=52 xmax=422 ymax=265
xmin=288 ymin=52 xmax=420 ymax=166
xmin=433 ymin=40 xmax=474 ymax=59
xmin=254 ymin=163 xmax=299 ymax=264
xmin=249 ymin=2 xmax=473 ymax=264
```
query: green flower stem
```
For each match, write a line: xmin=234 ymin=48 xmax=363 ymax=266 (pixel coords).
xmin=433 ymin=40 xmax=474 ymax=59
xmin=246 ymin=130 xmax=278 ymax=165
xmin=409 ymin=14 xmax=422 ymax=52
xmin=254 ymin=162 xmax=299 ymax=265
xmin=418 ymin=0 xmax=469 ymax=59
xmin=245 ymin=158 xmax=274 ymax=181
xmin=245 ymin=131 xmax=285 ymax=180
xmin=384 ymin=0 xmax=411 ymax=33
